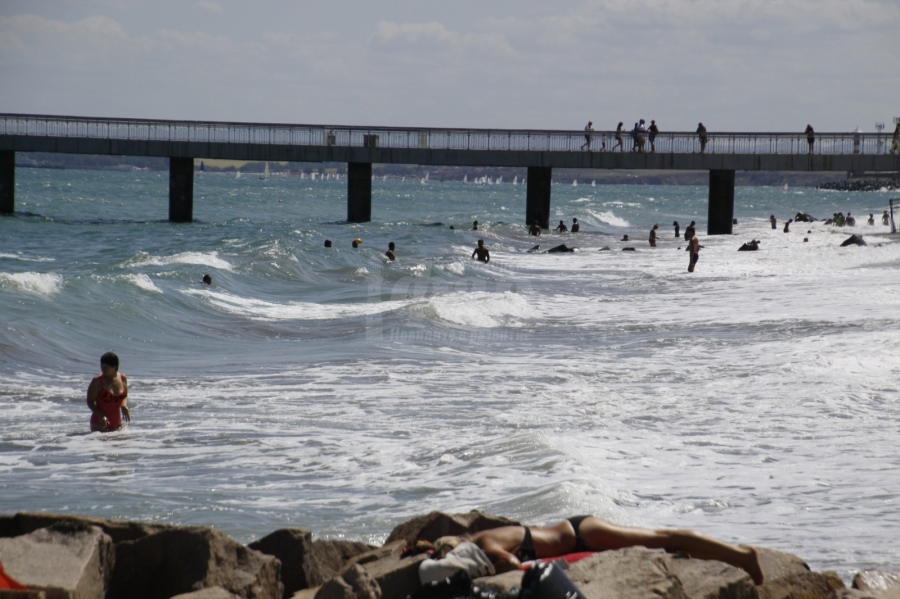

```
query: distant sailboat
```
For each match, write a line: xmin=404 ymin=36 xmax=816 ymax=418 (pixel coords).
xmin=421 ymin=172 xmax=429 ymax=184
xmin=235 ymin=170 xmax=241 ymax=179
xmin=497 ymin=176 xmax=503 ymax=184
xmin=572 ymin=179 xmax=578 ymax=187
xmin=463 ymin=174 xmax=468 ymax=183
xmin=512 ymin=176 xmax=518 ymax=186
xmin=591 ymin=180 xmax=596 ymax=187
xmin=259 ymin=162 xmax=269 ymax=180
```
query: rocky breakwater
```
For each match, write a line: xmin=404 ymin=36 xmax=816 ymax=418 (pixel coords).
xmin=1 ymin=510 xmax=899 ymax=599
xmin=817 ymin=178 xmax=899 ymax=192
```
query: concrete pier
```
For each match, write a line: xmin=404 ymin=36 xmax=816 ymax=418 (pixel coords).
xmin=168 ymin=157 xmax=194 ymax=222
xmin=525 ymin=166 xmax=552 ymax=229
xmin=0 ymin=150 xmax=14 ymax=215
xmin=347 ymin=162 xmax=372 ymax=223
xmin=708 ymin=169 xmax=735 ymax=235
xmin=2 ymin=114 xmax=898 ymax=225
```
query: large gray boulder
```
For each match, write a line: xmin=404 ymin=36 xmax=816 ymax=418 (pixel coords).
xmin=565 ymin=547 xmax=756 ymax=599
xmin=0 ymin=522 xmax=115 ymax=599
xmin=249 ymin=528 xmax=373 ymax=597
xmin=340 ymin=541 xmax=425 ymax=599
xmin=0 ymin=512 xmax=167 ymax=545
xmin=108 ymin=526 xmax=282 ymax=599
xmin=384 ymin=511 xmax=517 ymax=547
xmin=170 ymin=588 xmax=241 ymax=599
xmin=315 ymin=565 xmax=380 ymax=599
xmin=757 ymin=569 xmax=845 ymax=599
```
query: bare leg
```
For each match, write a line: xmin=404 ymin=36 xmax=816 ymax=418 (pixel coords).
xmin=578 ymin=517 xmax=764 ymax=584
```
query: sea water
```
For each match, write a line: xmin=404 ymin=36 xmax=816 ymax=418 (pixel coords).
xmin=1 ymin=168 xmax=899 ymax=581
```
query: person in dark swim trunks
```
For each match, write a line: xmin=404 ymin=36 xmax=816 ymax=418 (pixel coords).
xmin=465 ymin=516 xmax=764 ymax=584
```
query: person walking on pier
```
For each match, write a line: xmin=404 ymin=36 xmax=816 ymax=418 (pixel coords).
xmin=613 ymin=122 xmax=624 ymax=151
xmin=472 ymin=239 xmax=490 ymax=263
xmin=805 ymin=125 xmax=815 ymax=154
xmin=697 ymin=123 xmax=708 ymax=154
xmin=581 ymin=121 xmax=594 ymax=151
xmin=891 ymin=123 xmax=900 ymax=155
xmin=648 ymin=120 xmax=659 ymax=153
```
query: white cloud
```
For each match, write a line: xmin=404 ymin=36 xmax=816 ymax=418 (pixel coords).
xmin=195 ymin=1 xmax=223 ymax=16
xmin=0 ymin=1 xmax=897 ymax=129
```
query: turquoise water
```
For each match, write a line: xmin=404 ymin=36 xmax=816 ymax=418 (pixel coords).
xmin=1 ymin=168 xmax=898 ymax=580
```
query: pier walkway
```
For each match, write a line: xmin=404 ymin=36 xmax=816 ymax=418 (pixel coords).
xmin=1 ymin=114 xmax=897 ymax=233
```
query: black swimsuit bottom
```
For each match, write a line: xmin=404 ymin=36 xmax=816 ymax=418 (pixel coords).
xmin=567 ymin=515 xmax=591 ymax=552
xmin=515 ymin=526 xmax=537 ymax=561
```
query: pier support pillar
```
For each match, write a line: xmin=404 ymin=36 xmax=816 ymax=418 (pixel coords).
xmin=347 ymin=162 xmax=372 ymax=223
xmin=526 ymin=166 xmax=552 ymax=229
xmin=0 ymin=150 xmax=14 ymax=215
xmin=168 ymin=157 xmax=194 ymax=222
xmin=708 ymin=169 xmax=735 ymax=235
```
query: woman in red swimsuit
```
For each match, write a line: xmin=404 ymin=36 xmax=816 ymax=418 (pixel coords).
xmin=87 ymin=352 xmax=130 ymax=432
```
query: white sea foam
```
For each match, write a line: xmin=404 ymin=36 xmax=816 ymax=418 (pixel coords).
xmin=425 ymin=290 xmax=536 ymax=327
xmin=587 ymin=209 xmax=630 ymax=228
xmin=123 ymin=274 xmax=162 ymax=293
xmin=189 ymin=289 xmax=413 ymax=321
xmin=127 ymin=251 xmax=233 ymax=270
xmin=0 ymin=272 xmax=63 ymax=295
xmin=0 ymin=253 xmax=55 ymax=262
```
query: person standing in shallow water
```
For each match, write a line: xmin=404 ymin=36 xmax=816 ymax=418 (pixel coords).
xmin=87 ymin=352 xmax=130 ymax=432
xmin=649 ymin=224 xmax=660 ymax=247
xmin=687 ymin=233 xmax=702 ymax=272
xmin=684 ymin=221 xmax=696 ymax=242
xmin=472 ymin=239 xmax=490 ymax=263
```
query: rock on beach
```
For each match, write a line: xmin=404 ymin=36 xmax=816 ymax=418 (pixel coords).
xmin=2 ymin=510 xmax=899 ymax=599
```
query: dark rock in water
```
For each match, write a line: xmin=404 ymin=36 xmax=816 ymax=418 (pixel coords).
xmin=622 ymin=247 xmax=636 ymax=252
xmin=599 ymin=246 xmax=611 ymax=251
xmin=794 ymin=212 xmax=816 ymax=222
xmin=738 ymin=240 xmax=760 ymax=251
xmin=547 ymin=244 xmax=576 ymax=253
xmin=840 ymin=234 xmax=867 ymax=247
xmin=527 ymin=245 xmax=541 ymax=252
xmin=853 ymin=569 xmax=900 ymax=594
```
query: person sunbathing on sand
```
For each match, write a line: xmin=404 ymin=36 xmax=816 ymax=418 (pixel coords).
xmin=439 ymin=516 xmax=764 ymax=584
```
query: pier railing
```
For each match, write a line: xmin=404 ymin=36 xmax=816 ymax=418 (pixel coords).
xmin=0 ymin=113 xmax=894 ymax=156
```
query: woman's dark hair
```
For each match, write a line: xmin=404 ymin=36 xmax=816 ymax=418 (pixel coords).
xmin=100 ymin=352 xmax=119 ymax=369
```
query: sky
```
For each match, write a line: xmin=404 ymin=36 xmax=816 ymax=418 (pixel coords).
xmin=1 ymin=0 xmax=899 ymax=133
